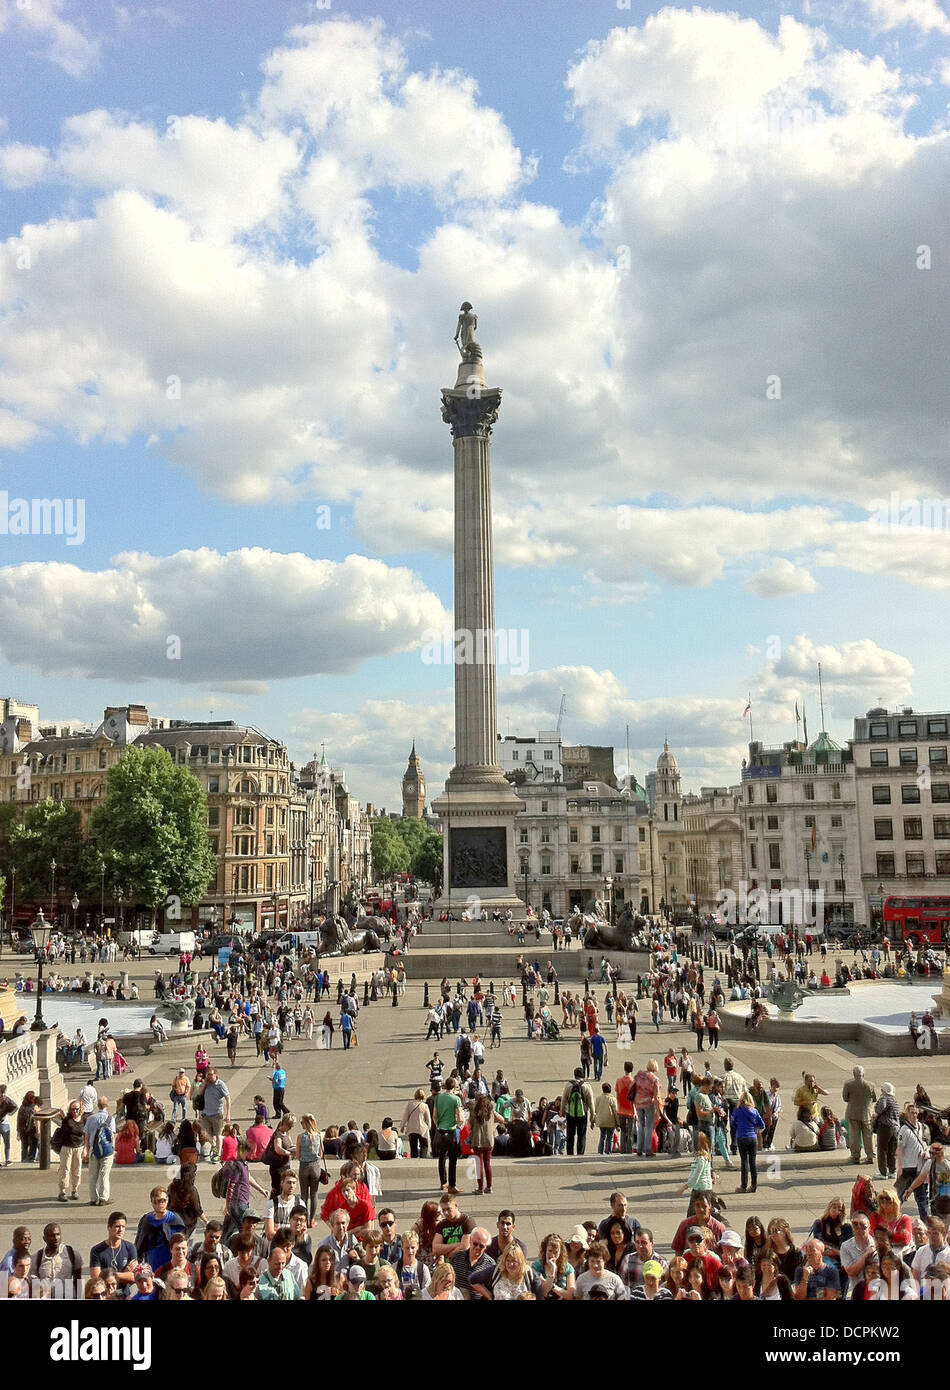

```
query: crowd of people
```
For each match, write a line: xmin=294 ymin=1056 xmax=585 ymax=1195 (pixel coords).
xmin=2 ymin=919 xmax=949 ymax=1304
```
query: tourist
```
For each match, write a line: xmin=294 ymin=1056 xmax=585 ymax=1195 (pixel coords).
xmin=730 ymin=1090 xmax=765 ymax=1193
xmin=53 ymin=1099 xmax=86 ymax=1203
xmin=676 ymin=1132 xmax=715 ymax=1213
xmin=874 ymin=1083 xmax=901 ymax=1179
xmin=400 ymin=1087 xmax=431 ymax=1159
xmin=575 ymin=1241 xmax=627 ymax=1300
xmin=594 ymin=1082 xmax=619 ymax=1155
xmin=432 ymin=1077 xmax=464 ymax=1194
xmin=561 ymin=1067 xmax=595 ymax=1156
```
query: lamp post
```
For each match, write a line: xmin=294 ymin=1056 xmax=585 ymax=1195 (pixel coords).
xmin=99 ymin=859 xmax=105 ymax=934
xmin=70 ymin=893 xmax=79 ymax=964
xmin=521 ymin=857 xmax=529 ymax=915
xmin=5 ymin=865 xmax=15 ymax=958
xmin=49 ymin=857 xmax=57 ymax=922
xmin=877 ymin=880 xmax=885 ymax=939
xmin=604 ymin=874 xmax=613 ymax=925
xmin=116 ymin=888 xmax=124 ymax=937
xmin=838 ymin=852 xmax=846 ymax=925
xmin=30 ymin=908 xmax=53 ymax=1031
xmin=662 ymin=853 xmax=669 ymax=920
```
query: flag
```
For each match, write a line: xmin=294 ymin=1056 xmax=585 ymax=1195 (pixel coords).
xmin=811 ymin=823 xmax=817 ymax=851
xmin=742 ymin=702 xmax=751 ymax=721
xmin=795 ymin=701 xmax=801 ymax=726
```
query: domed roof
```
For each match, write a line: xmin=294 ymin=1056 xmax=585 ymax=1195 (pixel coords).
xmin=808 ymin=730 xmax=841 ymax=755
xmin=657 ymin=738 xmax=679 ymax=772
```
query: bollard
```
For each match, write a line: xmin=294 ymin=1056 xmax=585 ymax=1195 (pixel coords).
xmin=424 ymin=981 xmax=430 ymax=1008
xmin=554 ymin=980 xmax=560 ymax=1004
xmin=363 ymin=980 xmax=370 ymax=1006
xmin=38 ymin=1114 xmax=52 ymax=1171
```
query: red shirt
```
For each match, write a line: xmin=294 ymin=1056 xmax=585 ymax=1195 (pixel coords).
xmin=870 ymin=1213 xmax=913 ymax=1249
xmin=615 ymin=1075 xmax=635 ymax=1117
xmin=320 ymin=1180 xmax=376 ymax=1230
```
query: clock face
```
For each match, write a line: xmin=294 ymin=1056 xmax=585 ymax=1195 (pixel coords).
xmin=405 ymin=783 xmax=415 ymax=794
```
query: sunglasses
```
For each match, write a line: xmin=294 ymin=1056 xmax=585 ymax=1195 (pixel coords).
xmin=380 ymin=1220 xmax=396 ymax=1227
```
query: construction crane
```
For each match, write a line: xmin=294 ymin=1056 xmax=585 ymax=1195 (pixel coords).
xmin=555 ymin=693 xmax=566 ymax=734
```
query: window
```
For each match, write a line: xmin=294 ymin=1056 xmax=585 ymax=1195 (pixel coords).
xmin=569 ymin=827 xmax=578 ymax=843
xmin=869 ymin=721 xmax=889 ymax=738
xmin=930 ymin=747 xmax=948 ymax=766
xmin=543 ymin=749 xmax=553 ymax=760
xmin=834 ymin=879 xmax=846 ymax=893
xmin=615 ymin=857 xmax=623 ymax=874
xmin=266 ymin=835 xmax=274 ymax=855
xmin=872 ymin=786 xmax=891 ymax=804
xmin=749 ymin=844 xmax=757 ymax=869
xmin=541 ymin=800 xmax=548 ymax=813
xmin=570 ymin=858 xmax=579 ymax=874
xmin=265 ymin=865 xmax=273 ymax=890
xmin=511 ymin=750 xmax=519 ymax=761
xmin=239 ymin=779 xmax=251 ymax=793
xmin=901 ymin=785 xmax=921 ymax=803
xmin=900 ymin=748 xmax=917 ymax=766
xmin=208 ymin=837 xmax=218 ymax=856
xmin=591 ymin=853 xmax=602 ymax=873
xmin=870 ymin=749 xmax=889 ymax=766
xmin=928 ymin=719 xmax=948 ymax=736
xmin=802 ymin=783 xmax=815 ymax=801
xmin=266 ymin=808 xmax=274 ymax=826
xmin=899 ymin=719 xmax=918 ymax=736
xmin=876 ymin=853 xmax=895 ymax=876
xmin=874 ymin=819 xmax=893 ymax=839
xmin=748 ymin=817 xmax=755 ymax=831
xmin=638 ymin=827 xmax=645 ymax=843
xmin=639 ymin=855 xmax=647 ymax=872
xmin=932 ymin=784 xmax=950 ymax=803
xmin=98 ymin=750 xmax=107 ymax=769
xmin=804 ymin=815 xmax=815 ymax=829
xmin=905 ymin=853 xmax=926 ymax=876
xmin=936 ymin=853 xmax=950 ymax=875
xmin=539 ymin=828 xmax=550 ymax=844
xmin=904 ymin=818 xmax=923 ymax=840
xmin=208 ymin=808 xmax=219 ymax=827
xmin=266 ymin=776 xmax=275 ymax=792
xmin=614 ymin=825 xmax=622 ymax=842
xmin=831 ymin=782 xmax=841 ymax=800
xmin=768 ymin=843 xmax=781 ymax=870
xmin=767 ymin=815 xmax=779 ymax=830
xmin=766 ymin=784 xmax=777 ymax=804
xmin=747 ymin=787 xmax=754 ymax=804
xmin=591 ymin=826 xmax=601 ymax=843
xmin=831 ymin=815 xmax=842 ymax=827
xmin=540 ymin=860 xmax=551 ymax=876
xmin=208 ymin=776 xmax=219 ymax=794
xmin=240 ymin=747 xmax=252 ymax=763
xmin=934 ymin=817 xmax=950 ymax=839
xmin=74 ymin=757 xmax=81 ymax=771
xmin=519 ymin=829 xmax=528 ymax=844
xmin=74 ymin=782 xmax=81 ymax=798
xmin=210 ymin=747 xmax=220 ymax=764
xmin=235 ymin=807 xmax=253 ymax=826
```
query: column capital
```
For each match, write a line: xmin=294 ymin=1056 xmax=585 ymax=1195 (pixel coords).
xmin=441 ymin=386 xmax=502 ymax=440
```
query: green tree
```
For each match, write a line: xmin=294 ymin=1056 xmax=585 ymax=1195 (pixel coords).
xmin=9 ymin=799 xmax=86 ymax=912
xmin=394 ymin=817 xmax=428 ymax=858
xmin=370 ymin=818 xmax=410 ymax=884
xmin=88 ymin=746 xmax=217 ymax=927
xmin=411 ymin=829 xmax=443 ymax=888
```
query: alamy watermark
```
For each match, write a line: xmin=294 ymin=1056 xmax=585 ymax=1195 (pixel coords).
xmin=868 ymin=492 xmax=950 ymax=532
xmin=0 ymin=493 xmax=85 ymax=545
xmin=420 ymin=626 xmax=530 ymax=677
xmin=716 ymin=881 xmax=826 ymax=928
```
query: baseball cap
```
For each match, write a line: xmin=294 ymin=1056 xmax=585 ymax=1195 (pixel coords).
xmin=240 ymin=1211 xmax=263 ymax=1224
xmin=686 ymin=1226 xmax=705 ymax=1240
xmin=347 ymin=1266 xmax=367 ymax=1283
xmin=720 ymin=1229 xmax=742 ymax=1249
xmin=642 ymin=1260 xmax=664 ymax=1278
xmin=568 ymin=1225 xmax=590 ymax=1247
xmin=134 ymin=1264 xmax=154 ymax=1280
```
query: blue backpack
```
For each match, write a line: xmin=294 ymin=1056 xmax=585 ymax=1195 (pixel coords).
xmin=92 ymin=1120 xmax=114 ymax=1160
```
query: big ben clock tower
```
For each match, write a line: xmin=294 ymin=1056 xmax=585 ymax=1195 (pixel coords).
xmin=402 ymin=742 xmax=426 ymax=819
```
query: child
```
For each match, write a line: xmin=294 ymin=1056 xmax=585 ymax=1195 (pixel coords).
xmin=253 ymin=1096 xmax=269 ymax=1126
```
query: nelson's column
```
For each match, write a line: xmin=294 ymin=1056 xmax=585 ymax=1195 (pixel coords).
xmin=431 ymin=303 xmax=525 ymax=918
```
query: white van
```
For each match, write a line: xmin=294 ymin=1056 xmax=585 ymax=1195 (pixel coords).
xmin=150 ymin=929 xmax=196 ymax=955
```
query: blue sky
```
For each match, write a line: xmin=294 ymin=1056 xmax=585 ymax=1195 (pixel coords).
xmin=0 ymin=0 xmax=948 ymax=806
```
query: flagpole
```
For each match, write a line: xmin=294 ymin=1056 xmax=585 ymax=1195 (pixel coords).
xmin=747 ymin=691 xmax=754 ymax=745
xmin=817 ymin=662 xmax=826 ymax=731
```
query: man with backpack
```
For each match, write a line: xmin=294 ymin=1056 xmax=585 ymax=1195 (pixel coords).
xmin=83 ymin=1096 xmax=116 ymax=1206
xmin=561 ymin=1067 xmax=595 ymax=1156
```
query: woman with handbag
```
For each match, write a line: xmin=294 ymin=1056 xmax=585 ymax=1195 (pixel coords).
xmin=54 ymin=1099 xmax=86 ymax=1201
xmin=400 ymin=1088 xmax=431 ymax=1159
xmin=295 ymin=1113 xmax=327 ymax=1227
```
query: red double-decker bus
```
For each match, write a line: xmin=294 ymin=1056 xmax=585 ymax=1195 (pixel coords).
xmin=882 ymin=895 xmax=950 ymax=947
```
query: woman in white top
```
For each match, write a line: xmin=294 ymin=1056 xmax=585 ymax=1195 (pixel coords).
xmin=399 ymin=1088 xmax=431 ymax=1159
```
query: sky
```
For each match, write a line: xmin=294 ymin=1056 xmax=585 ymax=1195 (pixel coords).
xmin=0 ymin=0 xmax=948 ymax=809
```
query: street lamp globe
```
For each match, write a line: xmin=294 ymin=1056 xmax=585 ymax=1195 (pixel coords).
xmin=70 ymin=894 xmax=79 ymax=913
xmin=31 ymin=907 xmax=53 ymax=952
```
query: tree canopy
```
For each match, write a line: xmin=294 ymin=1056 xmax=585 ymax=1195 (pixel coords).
xmin=88 ymin=745 xmax=217 ymax=925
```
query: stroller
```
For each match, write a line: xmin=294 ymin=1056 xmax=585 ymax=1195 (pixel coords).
xmin=545 ymin=1016 xmax=561 ymax=1041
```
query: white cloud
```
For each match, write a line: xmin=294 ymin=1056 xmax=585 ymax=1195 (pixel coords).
xmin=745 ymin=558 xmax=819 ymax=597
xmin=0 ymin=143 xmax=52 ymax=189
xmin=0 ymin=0 xmax=100 ymax=76
xmin=857 ymin=0 xmax=950 ymax=35
xmin=0 ymin=548 xmax=448 ymax=683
